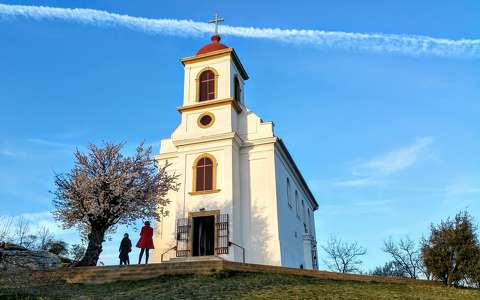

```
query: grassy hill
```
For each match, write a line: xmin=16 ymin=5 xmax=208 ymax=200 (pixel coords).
xmin=1 ymin=270 xmax=479 ymax=299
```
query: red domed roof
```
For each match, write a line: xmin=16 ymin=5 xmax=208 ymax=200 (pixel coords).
xmin=196 ymin=35 xmax=229 ymax=55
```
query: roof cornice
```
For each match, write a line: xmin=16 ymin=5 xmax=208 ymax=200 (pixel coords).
xmin=180 ymin=48 xmax=249 ymax=80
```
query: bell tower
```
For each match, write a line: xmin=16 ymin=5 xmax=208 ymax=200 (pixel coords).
xmin=179 ymin=14 xmax=248 ymax=108
xmin=172 ymin=20 xmax=249 ymax=141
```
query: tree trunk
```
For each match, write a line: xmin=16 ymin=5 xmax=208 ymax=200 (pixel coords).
xmin=75 ymin=226 xmax=106 ymax=267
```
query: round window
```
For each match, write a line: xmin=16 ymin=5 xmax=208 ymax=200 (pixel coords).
xmin=197 ymin=112 xmax=215 ymax=128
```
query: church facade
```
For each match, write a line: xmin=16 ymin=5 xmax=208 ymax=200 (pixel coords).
xmin=151 ymin=32 xmax=318 ymax=269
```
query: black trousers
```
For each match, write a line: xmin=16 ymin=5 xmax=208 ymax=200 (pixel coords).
xmin=119 ymin=253 xmax=130 ymax=265
xmin=138 ymin=248 xmax=150 ymax=264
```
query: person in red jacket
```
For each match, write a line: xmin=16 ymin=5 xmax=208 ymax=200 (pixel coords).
xmin=136 ymin=221 xmax=154 ymax=264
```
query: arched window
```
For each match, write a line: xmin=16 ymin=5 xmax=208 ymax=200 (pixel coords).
xmin=193 ymin=154 xmax=217 ymax=192
xmin=307 ymin=208 xmax=312 ymax=233
xmin=199 ymin=70 xmax=215 ymax=102
xmin=234 ymin=76 xmax=241 ymax=102
xmin=286 ymin=178 xmax=292 ymax=208
xmin=295 ymin=191 xmax=299 ymax=217
xmin=302 ymin=200 xmax=306 ymax=224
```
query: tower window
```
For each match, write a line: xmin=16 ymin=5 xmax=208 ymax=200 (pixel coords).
xmin=197 ymin=112 xmax=215 ymax=128
xmin=199 ymin=70 xmax=215 ymax=101
xmin=234 ymin=76 xmax=241 ymax=102
xmin=192 ymin=154 xmax=218 ymax=193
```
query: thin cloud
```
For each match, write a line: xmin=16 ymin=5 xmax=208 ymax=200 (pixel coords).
xmin=333 ymin=177 xmax=377 ymax=187
xmin=2 ymin=211 xmax=63 ymax=235
xmin=25 ymin=138 xmax=77 ymax=149
xmin=320 ymin=199 xmax=393 ymax=216
xmin=353 ymin=137 xmax=435 ymax=176
xmin=0 ymin=4 xmax=479 ymax=58
xmin=0 ymin=149 xmax=17 ymax=157
xmin=444 ymin=183 xmax=480 ymax=197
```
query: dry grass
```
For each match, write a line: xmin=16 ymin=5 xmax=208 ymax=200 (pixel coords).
xmin=1 ymin=271 xmax=479 ymax=300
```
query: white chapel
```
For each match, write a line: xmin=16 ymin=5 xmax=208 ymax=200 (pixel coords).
xmin=151 ymin=18 xmax=319 ymax=269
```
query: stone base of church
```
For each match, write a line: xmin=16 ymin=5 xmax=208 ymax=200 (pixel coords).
xmin=167 ymin=255 xmax=224 ymax=263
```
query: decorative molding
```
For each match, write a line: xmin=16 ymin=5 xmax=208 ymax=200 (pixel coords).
xmin=154 ymin=153 xmax=178 ymax=161
xmin=240 ymin=137 xmax=277 ymax=149
xmin=173 ymin=132 xmax=242 ymax=147
xmin=188 ymin=189 xmax=221 ymax=196
xmin=181 ymin=48 xmax=232 ymax=64
xmin=177 ymin=98 xmax=242 ymax=113
xmin=180 ymin=48 xmax=249 ymax=80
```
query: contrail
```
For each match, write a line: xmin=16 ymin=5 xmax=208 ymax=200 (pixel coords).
xmin=1 ymin=3 xmax=479 ymax=58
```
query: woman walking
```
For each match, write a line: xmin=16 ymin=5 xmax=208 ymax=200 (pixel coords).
xmin=136 ymin=221 xmax=154 ymax=264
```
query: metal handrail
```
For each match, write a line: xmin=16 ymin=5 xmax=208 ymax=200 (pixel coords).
xmin=161 ymin=246 xmax=177 ymax=262
xmin=228 ymin=241 xmax=245 ymax=263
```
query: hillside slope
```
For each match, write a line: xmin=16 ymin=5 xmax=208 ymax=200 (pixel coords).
xmin=1 ymin=271 xmax=479 ymax=299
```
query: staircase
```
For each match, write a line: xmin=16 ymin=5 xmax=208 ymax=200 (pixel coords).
xmin=53 ymin=259 xmax=224 ymax=284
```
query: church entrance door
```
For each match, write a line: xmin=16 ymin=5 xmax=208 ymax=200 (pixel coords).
xmin=192 ymin=215 xmax=215 ymax=256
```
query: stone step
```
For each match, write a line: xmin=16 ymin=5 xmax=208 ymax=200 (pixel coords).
xmin=167 ymin=256 xmax=223 ymax=263
xmin=32 ymin=260 xmax=443 ymax=286
xmin=62 ymin=261 xmax=225 ymax=284
xmin=59 ymin=261 xmax=222 ymax=275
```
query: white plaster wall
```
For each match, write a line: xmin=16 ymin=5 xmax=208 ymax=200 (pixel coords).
xmin=152 ymin=137 xmax=240 ymax=262
xmin=239 ymin=143 xmax=281 ymax=266
xmin=237 ymin=109 xmax=274 ymax=141
xmin=171 ymin=106 xmax=236 ymax=141
xmin=151 ymin=155 xmax=180 ymax=263
xmin=274 ymin=151 xmax=306 ymax=268
xmin=274 ymin=147 xmax=317 ymax=269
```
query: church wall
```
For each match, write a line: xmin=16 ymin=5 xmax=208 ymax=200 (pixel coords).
xmin=171 ymin=105 xmax=236 ymax=141
xmin=239 ymin=143 xmax=281 ymax=266
xmin=152 ymin=137 xmax=239 ymax=262
xmin=151 ymin=154 xmax=181 ymax=263
xmin=237 ymin=109 xmax=274 ymax=141
xmin=273 ymin=145 xmax=317 ymax=269
xmin=231 ymin=141 xmax=243 ymax=262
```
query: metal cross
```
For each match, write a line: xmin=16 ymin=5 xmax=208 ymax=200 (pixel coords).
xmin=208 ymin=13 xmax=224 ymax=35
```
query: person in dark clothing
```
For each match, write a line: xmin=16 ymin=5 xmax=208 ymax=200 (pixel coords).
xmin=136 ymin=221 xmax=155 ymax=264
xmin=119 ymin=233 xmax=132 ymax=266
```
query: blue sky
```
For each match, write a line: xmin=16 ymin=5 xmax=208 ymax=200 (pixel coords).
xmin=0 ymin=0 xmax=479 ymax=269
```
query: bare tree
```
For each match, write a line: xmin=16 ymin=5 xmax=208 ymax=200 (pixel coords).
xmin=36 ymin=226 xmax=54 ymax=250
xmin=70 ymin=243 xmax=86 ymax=262
xmin=13 ymin=217 xmax=37 ymax=249
xmin=370 ymin=261 xmax=406 ymax=277
xmin=321 ymin=235 xmax=367 ymax=273
xmin=52 ymin=142 xmax=178 ymax=266
xmin=383 ymin=236 xmax=423 ymax=279
xmin=13 ymin=216 xmax=29 ymax=246
xmin=0 ymin=216 xmax=13 ymax=242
